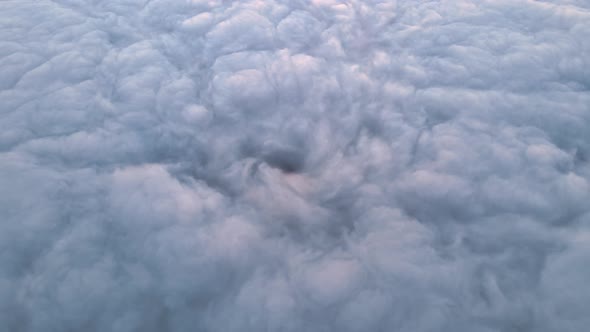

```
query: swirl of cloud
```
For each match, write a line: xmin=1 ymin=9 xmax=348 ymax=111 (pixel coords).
xmin=1 ymin=0 xmax=589 ymax=331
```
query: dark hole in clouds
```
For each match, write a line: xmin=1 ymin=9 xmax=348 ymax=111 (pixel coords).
xmin=261 ymin=146 xmax=306 ymax=173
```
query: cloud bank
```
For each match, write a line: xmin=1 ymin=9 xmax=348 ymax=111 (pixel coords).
xmin=1 ymin=0 xmax=589 ymax=331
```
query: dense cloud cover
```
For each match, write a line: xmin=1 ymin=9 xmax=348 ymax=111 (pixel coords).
xmin=1 ymin=0 xmax=590 ymax=331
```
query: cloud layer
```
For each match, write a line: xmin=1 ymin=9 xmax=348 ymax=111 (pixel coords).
xmin=1 ymin=0 xmax=589 ymax=331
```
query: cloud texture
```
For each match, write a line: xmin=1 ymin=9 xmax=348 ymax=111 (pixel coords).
xmin=1 ymin=0 xmax=590 ymax=331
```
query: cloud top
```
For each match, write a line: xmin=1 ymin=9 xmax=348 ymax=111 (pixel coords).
xmin=1 ymin=0 xmax=589 ymax=331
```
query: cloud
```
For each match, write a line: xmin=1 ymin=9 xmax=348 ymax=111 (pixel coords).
xmin=1 ymin=0 xmax=589 ymax=331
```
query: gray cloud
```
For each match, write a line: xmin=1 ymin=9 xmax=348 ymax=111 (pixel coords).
xmin=1 ymin=0 xmax=589 ymax=331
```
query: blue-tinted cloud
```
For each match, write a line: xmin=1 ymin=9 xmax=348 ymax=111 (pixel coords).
xmin=1 ymin=1 xmax=589 ymax=331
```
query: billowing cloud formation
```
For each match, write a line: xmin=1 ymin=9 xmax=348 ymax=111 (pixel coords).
xmin=1 ymin=0 xmax=589 ymax=331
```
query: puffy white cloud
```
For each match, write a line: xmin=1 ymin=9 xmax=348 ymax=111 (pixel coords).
xmin=1 ymin=0 xmax=589 ymax=331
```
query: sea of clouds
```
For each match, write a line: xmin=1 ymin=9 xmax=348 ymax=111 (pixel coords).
xmin=1 ymin=0 xmax=589 ymax=331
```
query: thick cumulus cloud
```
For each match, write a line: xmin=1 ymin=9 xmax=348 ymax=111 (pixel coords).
xmin=1 ymin=0 xmax=590 ymax=331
